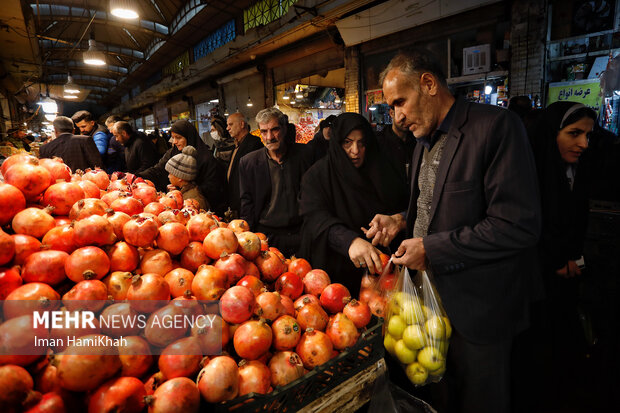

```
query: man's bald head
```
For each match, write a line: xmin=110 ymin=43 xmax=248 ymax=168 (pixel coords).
xmin=226 ymin=112 xmax=247 ymax=142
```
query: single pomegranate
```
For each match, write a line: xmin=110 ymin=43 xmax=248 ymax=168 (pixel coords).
xmin=191 ymin=314 xmax=229 ymax=355
xmin=203 ymin=227 xmax=238 ymax=260
xmin=76 ymin=178 xmax=101 ymax=198
xmin=180 ymin=242 xmax=210 ymax=272
xmin=255 ymin=250 xmax=287 ymax=282
xmin=55 ymin=334 xmax=122 ymax=392
xmin=228 ymin=219 xmax=250 ymax=233
xmin=164 ymin=268 xmax=194 ymax=298
xmin=145 ymin=377 xmax=200 ymax=413
xmin=0 ymin=183 xmax=26 ymax=226
xmin=41 ymin=224 xmax=77 ymax=253
xmin=158 ymin=337 xmax=204 ymax=380
xmin=235 ymin=231 xmax=261 ymax=261
xmin=3 ymin=282 xmax=61 ymax=319
xmin=165 ymin=189 xmax=184 ymax=209
xmin=303 ymin=269 xmax=331 ymax=296
xmin=1 ymin=153 xmax=36 ymax=176
xmin=101 ymin=190 xmax=126 ymax=206
xmin=214 ymin=252 xmax=247 ymax=285
xmin=236 ymin=275 xmax=264 ymax=297
xmin=294 ymin=294 xmax=321 ymax=311
xmin=22 ymin=250 xmax=69 ymax=285
xmin=0 ymin=364 xmax=35 ymax=408
xmin=106 ymin=241 xmax=139 ymax=272
xmin=69 ymin=198 xmax=108 ymax=220
xmin=62 ymin=280 xmax=108 ymax=312
xmin=296 ymin=302 xmax=329 ymax=332
xmin=233 ymin=319 xmax=273 ymax=360
xmin=88 ymin=376 xmax=146 ymax=413
xmin=65 ymin=246 xmax=110 ymax=282
xmin=11 ymin=234 xmax=42 ymax=266
xmin=143 ymin=201 xmax=167 ymax=217
xmin=245 ymin=261 xmax=261 ymax=278
xmin=0 ymin=315 xmax=49 ymax=366
xmin=288 ymin=256 xmax=312 ymax=278
xmin=219 ymin=286 xmax=255 ymax=324
xmin=368 ymin=295 xmax=387 ymax=318
xmin=105 ymin=209 xmax=131 ymax=240
xmin=320 ymin=283 xmax=351 ymax=314
xmin=107 ymin=176 xmax=130 ymax=192
xmin=0 ymin=266 xmax=22 ymax=299
xmin=24 ymin=392 xmax=66 ymax=413
xmin=110 ymin=195 xmax=144 ymax=216
xmin=103 ymin=271 xmax=133 ymax=301
xmin=140 ymin=249 xmax=173 ymax=276
xmin=157 ymin=209 xmax=189 ymax=225
xmin=4 ymin=158 xmax=53 ymax=200
xmin=343 ymin=299 xmax=372 ymax=328
xmin=117 ymin=336 xmax=153 ymax=377
xmin=359 ymin=288 xmax=378 ymax=304
xmin=238 ymin=359 xmax=271 ymax=395
xmin=82 ymin=168 xmax=110 ymax=189
xmin=255 ymin=291 xmax=286 ymax=322
xmin=12 ymin=207 xmax=55 ymax=239
xmin=132 ymin=184 xmax=158 ymax=206
xmin=326 ymin=312 xmax=360 ymax=350
xmin=275 ymin=272 xmax=304 ymax=300
xmin=0 ymin=228 xmax=15 ymax=266
xmin=126 ymin=273 xmax=170 ymax=313
xmin=99 ymin=303 xmax=141 ymax=337
xmin=269 ymin=351 xmax=305 ymax=387
xmin=191 ymin=265 xmax=227 ymax=300
xmin=280 ymin=294 xmax=295 ymax=316
xmin=360 ymin=273 xmax=377 ymax=290
xmin=185 ymin=213 xmax=217 ymax=242
xmin=296 ymin=328 xmax=333 ymax=369
xmin=156 ymin=222 xmax=189 ymax=255
xmin=123 ymin=216 xmax=158 ymax=248
xmin=196 ymin=356 xmax=239 ymax=403
xmin=39 ymin=157 xmax=72 ymax=179
xmin=73 ymin=214 xmax=116 ymax=246
xmin=272 ymin=315 xmax=302 ymax=351
xmin=42 ymin=182 xmax=85 ymax=216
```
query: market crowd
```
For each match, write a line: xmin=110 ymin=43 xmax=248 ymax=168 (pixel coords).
xmin=1 ymin=48 xmax=618 ymax=413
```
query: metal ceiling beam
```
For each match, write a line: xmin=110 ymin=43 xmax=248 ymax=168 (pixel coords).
xmin=35 ymin=15 xmax=168 ymax=39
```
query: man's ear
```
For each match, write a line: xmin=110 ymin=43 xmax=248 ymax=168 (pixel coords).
xmin=419 ymin=72 xmax=438 ymax=96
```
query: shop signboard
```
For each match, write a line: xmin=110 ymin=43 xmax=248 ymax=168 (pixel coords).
xmin=547 ymin=79 xmax=603 ymax=113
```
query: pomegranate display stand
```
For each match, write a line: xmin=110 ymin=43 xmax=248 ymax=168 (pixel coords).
xmin=215 ymin=316 xmax=385 ymax=413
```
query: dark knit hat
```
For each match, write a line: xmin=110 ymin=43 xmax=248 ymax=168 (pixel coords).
xmin=165 ymin=145 xmax=198 ymax=181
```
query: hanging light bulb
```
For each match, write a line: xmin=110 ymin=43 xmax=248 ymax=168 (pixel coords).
xmin=224 ymin=107 xmax=229 ymax=116
xmin=83 ymin=34 xmax=106 ymax=66
xmin=282 ymin=93 xmax=290 ymax=100
xmin=334 ymin=95 xmax=341 ymax=104
xmin=369 ymin=106 xmax=377 ymax=111
xmin=64 ymin=73 xmax=80 ymax=94
xmin=38 ymin=94 xmax=58 ymax=114
xmin=110 ymin=0 xmax=139 ymax=19
xmin=246 ymin=96 xmax=253 ymax=107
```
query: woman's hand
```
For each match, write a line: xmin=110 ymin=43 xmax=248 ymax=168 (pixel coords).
xmin=555 ymin=260 xmax=582 ymax=278
xmin=348 ymin=238 xmax=383 ymax=274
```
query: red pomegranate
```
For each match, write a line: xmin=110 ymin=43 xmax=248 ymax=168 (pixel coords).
xmin=275 ymin=272 xmax=304 ymax=300
xmin=0 ymin=266 xmax=22 ymax=299
xmin=288 ymin=256 xmax=312 ymax=278
xmin=0 ymin=365 xmax=35 ymax=408
xmin=0 ymin=228 xmax=15 ymax=266
xmin=101 ymin=190 xmax=126 ymax=206
xmin=140 ymin=249 xmax=173 ymax=276
xmin=219 ymin=285 xmax=255 ymax=324
xmin=105 ymin=209 xmax=131 ymax=240
xmin=180 ymin=242 xmax=209 ymax=272
xmin=146 ymin=377 xmax=200 ymax=413
xmin=76 ymin=178 xmax=101 ymax=198
xmin=196 ymin=356 xmax=239 ymax=403
xmin=272 ymin=315 xmax=302 ymax=351
xmin=165 ymin=189 xmax=184 ymax=209
xmin=131 ymin=184 xmax=158 ymax=206
xmin=238 ymin=360 xmax=271 ymax=395
xmin=69 ymin=198 xmax=108 ymax=220
xmin=203 ymin=227 xmax=238 ymax=260
xmin=88 ymin=376 xmax=146 ymax=413
xmin=107 ymin=176 xmax=130 ymax=192
xmin=164 ymin=268 xmax=194 ymax=298
xmin=12 ymin=207 xmax=55 ymax=239
xmin=126 ymin=273 xmax=170 ymax=313
xmin=280 ymin=294 xmax=295 ymax=316
xmin=326 ymin=312 xmax=360 ymax=350
xmin=320 ymin=283 xmax=351 ymax=314
xmin=11 ymin=234 xmax=42 ymax=265
xmin=191 ymin=265 xmax=227 ymax=301
xmin=123 ymin=216 xmax=158 ymax=248
xmin=158 ymin=337 xmax=204 ymax=380
xmin=143 ymin=201 xmax=167 ymax=217
xmin=294 ymin=294 xmax=321 ymax=311
xmin=38 ymin=157 xmax=72 ymax=180
xmin=143 ymin=371 xmax=164 ymax=397
xmin=255 ymin=291 xmax=286 ymax=322
xmin=143 ymin=304 xmax=190 ymax=348
xmin=106 ymin=241 xmax=139 ymax=272
xmin=303 ymin=269 xmax=331 ymax=296
xmin=3 ymin=282 xmax=61 ymax=319
xmin=296 ymin=302 xmax=329 ymax=332
xmin=156 ymin=222 xmax=189 ymax=255
xmin=117 ymin=336 xmax=153 ymax=378
xmin=158 ymin=209 xmax=190 ymax=225
xmin=1 ymin=153 xmax=36 ymax=176
xmin=268 ymin=351 xmax=305 ymax=387
xmin=62 ymin=280 xmax=108 ymax=312
xmin=65 ymin=246 xmax=110 ymax=282
xmin=186 ymin=213 xmax=217 ymax=242
xmin=214 ymin=253 xmax=247 ymax=285
xmin=191 ymin=314 xmax=229 ymax=355
xmin=110 ymin=194 xmax=144 ymax=216
xmin=41 ymin=224 xmax=77 ymax=253
xmin=227 ymin=219 xmax=250 ymax=233
xmin=73 ymin=214 xmax=116 ymax=246
xmin=24 ymin=392 xmax=66 ymax=413
xmin=236 ymin=275 xmax=264 ymax=297
xmin=103 ymin=271 xmax=134 ymax=301
xmin=245 ymin=261 xmax=261 ymax=278
xmin=255 ymin=250 xmax=287 ymax=282
xmin=82 ymin=168 xmax=110 ymax=190
xmin=0 ymin=183 xmax=26 ymax=226
xmin=22 ymin=250 xmax=69 ymax=285
xmin=235 ymin=231 xmax=261 ymax=261
xmin=42 ymin=182 xmax=85 ymax=216
xmin=99 ymin=303 xmax=141 ymax=337
xmin=4 ymin=158 xmax=53 ymax=200
xmin=296 ymin=329 xmax=333 ymax=369
xmin=0 ymin=315 xmax=49 ymax=366
xmin=368 ymin=295 xmax=387 ymax=318
xmin=343 ymin=299 xmax=372 ymax=328
xmin=233 ymin=319 xmax=273 ymax=360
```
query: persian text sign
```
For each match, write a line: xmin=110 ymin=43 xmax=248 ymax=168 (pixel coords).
xmin=547 ymin=79 xmax=602 ymax=113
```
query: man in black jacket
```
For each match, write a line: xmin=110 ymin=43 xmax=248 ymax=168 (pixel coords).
xmin=239 ymin=107 xmax=314 ymax=256
xmin=226 ymin=112 xmax=263 ymax=216
xmin=111 ymin=121 xmax=159 ymax=174
xmin=40 ymin=116 xmax=102 ymax=172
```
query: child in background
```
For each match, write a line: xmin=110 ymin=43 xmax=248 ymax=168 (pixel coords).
xmin=165 ymin=146 xmax=210 ymax=211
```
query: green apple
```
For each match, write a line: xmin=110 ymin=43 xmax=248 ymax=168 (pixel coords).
xmin=417 ymin=346 xmax=445 ymax=371
xmin=443 ymin=317 xmax=452 ymax=338
xmin=402 ymin=324 xmax=426 ymax=350
xmin=392 ymin=291 xmax=413 ymax=308
xmin=401 ymin=301 xmax=425 ymax=325
xmin=424 ymin=316 xmax=446 ymax=340
xmin=384 ymin=333 xmax=397 ymax=355
xmin=405 ymin=362 xmax=429 ymax=385
xmin=422 ymin=305 xmax=435 ymax=320
xmin=394 ymin=339 xmax=417 ymax=364
xmin=387 ymin=315 xmax=406 ymax=339
xmin=428 ymin=361 xmax=446 ymax=378
xmin=387 ymin=300 xmax=401 ymax=316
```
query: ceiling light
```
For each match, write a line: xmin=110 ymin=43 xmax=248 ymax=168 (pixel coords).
xmin=64 ymin=73 xmax=80 ymax=94
xmin=282 ymin=94 xmax=289 ymax=100
xmin=246 ymin=96 xmax=253 ymax=107
xmin=83 ymin=35 xmax=106 ymax=66
xmin=63 ymin=94 xmax=78 ymax=99
xmin=44 ymin=113 xmax=56 ymax=122
xmin=334 ymin=96 xmax=341 ymax=104
xmin=110 ymin=0 xmax=139 ymax=19
xmin=38 ymin=95 xmax=58 ymax=114
xmin=224 ymin=108 xmax=229 ymax=116
xmin=210 ymin=98 xmax=219 ymax=103
xmin=369 ymin=106 xmax=377 ymax=111
xmin=296 ymin=92 xmax=303 ymax=99
xmin=484 ymin=85 xmax=493 ymax=95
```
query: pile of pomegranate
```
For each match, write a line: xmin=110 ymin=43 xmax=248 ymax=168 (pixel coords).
xmin=0 ymin=155 xmax=377 ymax=412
